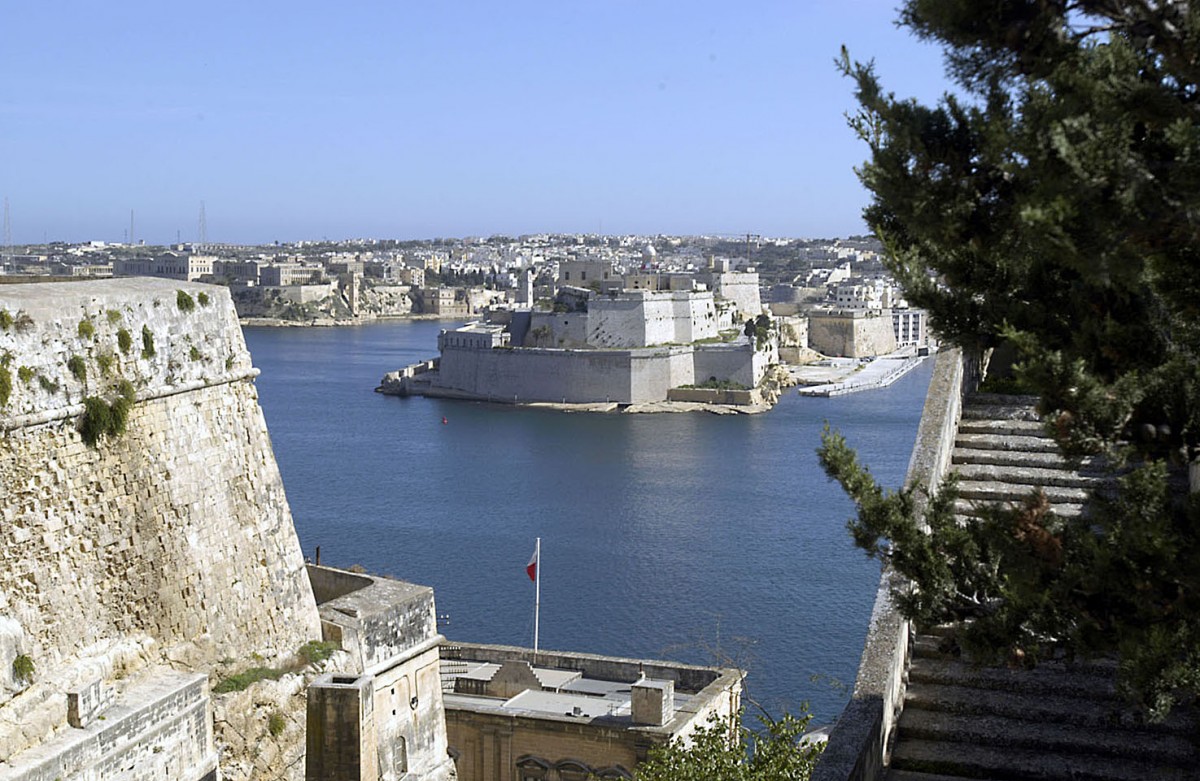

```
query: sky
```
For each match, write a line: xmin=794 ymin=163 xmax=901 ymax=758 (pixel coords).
xmin=1 ymin=1 xmax=952 ymax=245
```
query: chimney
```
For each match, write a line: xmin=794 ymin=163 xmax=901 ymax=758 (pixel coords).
xmin=631 ymin=678 xmax=674 ymax=726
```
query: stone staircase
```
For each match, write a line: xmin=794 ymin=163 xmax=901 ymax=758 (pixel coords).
xmin=885 ymin=394 xmax=1199 ymax=781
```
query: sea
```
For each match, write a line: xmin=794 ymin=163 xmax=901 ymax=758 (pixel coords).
xmin=242 ymin=320 xmax=933 ymax=724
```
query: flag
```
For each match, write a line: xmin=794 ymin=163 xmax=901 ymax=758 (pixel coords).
xmin=526 ymin=545 xmax=538 ymax=582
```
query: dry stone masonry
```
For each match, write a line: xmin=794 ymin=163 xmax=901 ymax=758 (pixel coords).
xmin=0 ymin=279 xmax=322 ymax=780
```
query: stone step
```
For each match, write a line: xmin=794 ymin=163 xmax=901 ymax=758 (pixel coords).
xmin=952 ymin=463 xmax=1104 ymax=490
xmin=952 ymin=499 xmax=1085 ymax=520
xmin=957 ymin=417 xmax=1049 ymax=438
xmin=908 ymin=658 xmax=1119 ymax=702
xmin=887 ymin=770 xmax=1007 ymax=781
xmin=956 ymin=480 xmax=1092 ymax=506
xmin=902 ymin=680 xmax=1198 ymax=738
xmin=954 ymin=432 xmax=1061 ymax=454
xmin=953 ymin=447 xmax=1068 ymax=468
xmin=951 ymin=448 xmax=1108 ymax=474
xmin=897 ymin=704 xmax=1198 ymax=766
xmin=961 ymin=397 xmax=1041 ymax=422
xmin=889 ymin=737 xmax=1192 ymax=781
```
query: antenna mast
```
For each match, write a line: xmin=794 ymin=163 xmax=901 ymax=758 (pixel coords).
xmin=2 ymin=197 xmax=11 ymax=260
xmin=198 ymin=201 xmax=208 ymax=246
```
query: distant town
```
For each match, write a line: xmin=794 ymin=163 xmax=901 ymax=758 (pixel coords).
xmin=1 ymin=233 xmax=931 ymax=410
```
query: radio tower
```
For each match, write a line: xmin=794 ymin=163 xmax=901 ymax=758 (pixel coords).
xmin=197 ymin=201 xmax=208 ymax=247
xmin=2 ymin=197 xmax=11 ymax=260
xmin=129 ymin=209 xmax=135 ymax=246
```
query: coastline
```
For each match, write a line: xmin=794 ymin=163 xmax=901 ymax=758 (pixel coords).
xmin=239 ymin=313 xmax=466 ymax=327
xmin=793 ymin=352 xmax=929 ymax=397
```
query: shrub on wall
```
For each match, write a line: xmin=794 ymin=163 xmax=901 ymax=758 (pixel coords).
xmin=78 ymin=380 xmax=136 ymax=446
xmin=11 ymin=655 xmax=33 ymax=686
xmin=67 ymin=355 xmax=87 ymax=383
xmin=141 ymin=326 xmax=155 ymax=359
xmin=117 ymin=327 xmax=133 ymax=354
xmin=177 ymin=290 xmax=196 ymax=312
xmin=78 ymin=319 xmax=95 ymax=339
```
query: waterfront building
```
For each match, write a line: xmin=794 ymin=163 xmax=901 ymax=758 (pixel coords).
xmin=441 ymin=643 xmax=741 ymax=781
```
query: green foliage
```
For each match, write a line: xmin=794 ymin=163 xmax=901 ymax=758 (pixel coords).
xmin=141 ymin=325 xmax=155 ymax=359
xmin=96 ymin=353 xmax=114 ymax=376
xmin=638 ymin=708 xmax=821 ymax=781
xmin=38 ymin=375 xmax=59 ymax=394
xmin=18 ymin=366 xmax=34 ymax=384
xmin=681 ymin=377 xmax=750 ymax=391
xmin=297 ymin=640 xmax=339 ymax=666
xmin=77 ymin=319 xmax=95 ymax=339
xmin=212 ymin=666 xmax=286 ymax=694
xmin=197 ymin=291 xmax=210 ymax=307
xmin=117 ymin=327 xmax=133 ymax=354
xmin=67 ymin=355 xmax=86 ymax=383
xmin=834 ymin=0 xmax=1200 ymax=718
xmin=176 ymin=290 xmax=196 ymax=312
xmin=745 ymin=314 xmax=773 ymax=350
xmin=106 ymin=309 xmax=122 ymax=324
xmin=189 ymin=346 xmax=202 ymax=361
xmin=11 ymin=655 xmax=33 ymax=686
xmin=267 ymin=711 xmax=286 ymax=737
xmin=0 ymin=310 xmax=11 ymax=330
xmin=0 ymin=366 xmax=10 ymax=407
xmin=78 ymin=381 xmax=136 ymax=447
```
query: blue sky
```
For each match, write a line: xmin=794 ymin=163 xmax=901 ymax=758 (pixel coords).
xmin=1 ymin=2 xmax=949 ymax=245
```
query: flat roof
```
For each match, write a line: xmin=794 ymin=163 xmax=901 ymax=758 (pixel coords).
xmin=442 ymin=659 xmax=693 ymax=725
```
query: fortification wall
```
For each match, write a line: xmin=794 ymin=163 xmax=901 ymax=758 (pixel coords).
xmin=0 ymin=279 xmax=321 ymax=766
xmin=808 ymin=311 xmax=897 ymax=358
xmin=692 ymin=342 xmax=764 ymax=389
xmin=436 ymin=347 xmax=634 ymax=403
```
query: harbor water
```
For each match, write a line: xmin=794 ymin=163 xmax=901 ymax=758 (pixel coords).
xmin=243 ymin=321 xmax=933 ymax=722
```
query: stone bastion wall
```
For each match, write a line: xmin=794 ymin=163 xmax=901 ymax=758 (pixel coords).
xmin=0 ymin=279 xmax=321 ymax=765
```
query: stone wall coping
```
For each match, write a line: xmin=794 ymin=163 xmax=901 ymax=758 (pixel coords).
xmin=0 ymin=368 xmax=260 ymax=432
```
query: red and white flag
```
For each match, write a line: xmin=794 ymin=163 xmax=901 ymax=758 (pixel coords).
xmin=526 ymin=545 xmax=538 ymax=582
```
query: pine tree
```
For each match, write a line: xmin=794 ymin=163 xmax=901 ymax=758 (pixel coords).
xmin=822 ymin=1 xmax=1200 ymax=718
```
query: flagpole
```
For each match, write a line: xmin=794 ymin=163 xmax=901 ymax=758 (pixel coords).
xmin=533 ymin=537 xmax=541 ymax=661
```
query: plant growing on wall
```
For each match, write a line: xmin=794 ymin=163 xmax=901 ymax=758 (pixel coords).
xmin=77 ymin=319 xmax=95 ymax=339
xmin=78 ymin=380 xmax=136 ymax=446
xmin=67 ymin=355 xmax=87 ymax=383
xmin=0 ymin=310 xmax=12 ymax=330
xmin=141 ymin=326 xmax=155 ymax=359
xmin=117 ymin=328 xmax=133 ymax=354
xmin=176 ymin=290 xmax=196 ymax=312
xmin=11 ymin=655 xmax=33 ymax=686
xmin=197 ymin=291 xmax=210 ymax=307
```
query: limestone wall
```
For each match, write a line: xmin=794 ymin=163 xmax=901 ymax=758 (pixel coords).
xmin=808 ymin=310 xmax=897 ymax=358
xmin=0 ymin=279 xmax=321 ymax=766
xmin=692 ymin=342 xmax=767 ymax=389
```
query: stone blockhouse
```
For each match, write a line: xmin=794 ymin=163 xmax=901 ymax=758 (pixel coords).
xmin=807 ymin=308 xmax=898 ymax=358
xmin=306 ymin=566 xmax=455 ymax=781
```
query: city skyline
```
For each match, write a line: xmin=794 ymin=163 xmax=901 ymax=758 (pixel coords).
xmin=2 ymin=1 xmax=949 ymax=245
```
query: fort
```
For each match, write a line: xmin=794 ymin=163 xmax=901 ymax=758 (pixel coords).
xmin=378 ymin=285 xmax=782 ymax=409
